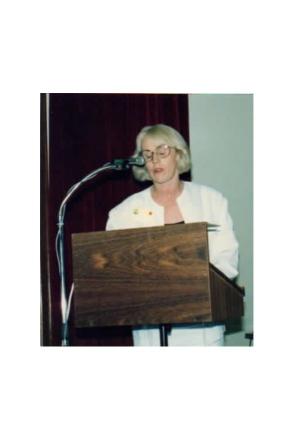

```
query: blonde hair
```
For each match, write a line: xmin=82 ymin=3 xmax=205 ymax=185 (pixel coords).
xmin=132 ymin=124 xmax=191 ymax=182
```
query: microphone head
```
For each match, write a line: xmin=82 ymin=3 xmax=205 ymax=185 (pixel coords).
xmin=111 ymin=155 xmax=145 ymax=170
xmin=130 ymin=155 xmax=145 ymax=167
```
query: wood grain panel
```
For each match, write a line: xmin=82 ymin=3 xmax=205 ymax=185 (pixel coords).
xmin=72 ymin=223 xmax=213 ymax=327
xmin=209 ymin=264 xmax=244 ymax=321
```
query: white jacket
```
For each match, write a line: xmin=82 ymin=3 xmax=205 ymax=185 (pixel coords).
xmin=106 ymin=181 xmax=239 ymax=346
xmin=106 ymin=181 xmax=239 ymax=279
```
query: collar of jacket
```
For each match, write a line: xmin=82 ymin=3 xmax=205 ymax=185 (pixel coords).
xmin=143 ymin=181 xmax=204 ymax=224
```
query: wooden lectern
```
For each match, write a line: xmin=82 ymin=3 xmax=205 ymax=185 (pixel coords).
xmin=71 ymin=222 xmax=244 ymax=345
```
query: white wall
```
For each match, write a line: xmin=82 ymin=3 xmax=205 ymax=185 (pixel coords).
xmin=188 ymin=94 xmax=253 ymax=346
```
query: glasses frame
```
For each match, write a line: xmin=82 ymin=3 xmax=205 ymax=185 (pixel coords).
xmin=141 ymin=144 xmax=174 ymax=162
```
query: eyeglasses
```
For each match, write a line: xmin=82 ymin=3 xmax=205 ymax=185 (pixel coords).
xmin=141 ymin=144 xmax=173 ymax=162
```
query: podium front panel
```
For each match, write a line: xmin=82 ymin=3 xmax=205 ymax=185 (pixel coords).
xmin=72 ymin=222 xmax=213 ymax=327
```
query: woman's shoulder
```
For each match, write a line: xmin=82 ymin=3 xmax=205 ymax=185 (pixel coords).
xmin=184 ymin=181 xmax=224 ymax=200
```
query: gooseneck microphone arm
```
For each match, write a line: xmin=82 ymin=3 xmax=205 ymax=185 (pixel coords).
xmin=56 ymin=156 xmax=144 ymax=346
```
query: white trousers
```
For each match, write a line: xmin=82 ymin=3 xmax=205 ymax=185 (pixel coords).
xmin=132 ymin=324 xmax=225 ymax=346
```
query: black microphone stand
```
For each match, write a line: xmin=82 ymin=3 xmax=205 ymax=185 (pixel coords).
xmin=56 ymin=159 xmax=138 ymax=346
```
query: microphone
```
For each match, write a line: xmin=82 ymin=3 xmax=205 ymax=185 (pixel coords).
xmin=56 ymin=153 xmax=145 ymax=345
xmin=111 ymin=155 xmax=145 ymax=169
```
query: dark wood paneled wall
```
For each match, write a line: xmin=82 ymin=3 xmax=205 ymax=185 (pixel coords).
xmin=40 ymin=93 xmax=189 ymax=346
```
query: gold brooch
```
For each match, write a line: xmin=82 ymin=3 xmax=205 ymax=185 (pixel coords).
xmin=133 ymin=208 xmax=153 ymax=216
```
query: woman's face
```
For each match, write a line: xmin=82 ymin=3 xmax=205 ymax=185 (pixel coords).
xmin=141 ymin=135 xmax=179 ymax=185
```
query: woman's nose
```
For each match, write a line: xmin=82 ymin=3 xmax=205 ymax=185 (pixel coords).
xmin=151 ymin=152 xmax=160 ymax=163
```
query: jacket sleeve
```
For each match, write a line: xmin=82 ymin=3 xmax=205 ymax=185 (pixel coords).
xmin=105 ymin=209 xmax=118 ymax=231
xmin=208 ymin=194 xmax=239 ymax=279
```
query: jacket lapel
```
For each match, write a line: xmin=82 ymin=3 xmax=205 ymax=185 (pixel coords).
xmin=177 ymin=182 xmax=204 ymax=223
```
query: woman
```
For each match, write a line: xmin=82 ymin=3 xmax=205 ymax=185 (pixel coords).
xmin=106 ymin=124 xmax=239 ymax=346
